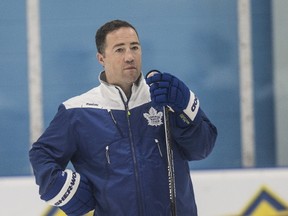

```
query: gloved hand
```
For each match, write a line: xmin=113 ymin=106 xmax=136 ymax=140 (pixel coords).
xmin=145 ymin=70 xmax=190 ymax=112
xmin=41 ymin=169 xmax=95 ymax=216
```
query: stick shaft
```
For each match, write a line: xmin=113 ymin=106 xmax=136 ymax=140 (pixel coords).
xmin=163 ymin=106 xmax=177 ymax=216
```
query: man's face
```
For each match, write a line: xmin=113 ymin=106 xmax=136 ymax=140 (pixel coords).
xmin=97 ymin=27 xmax=142 ymax=89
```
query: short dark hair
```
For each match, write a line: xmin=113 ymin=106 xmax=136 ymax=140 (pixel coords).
xmin=95 ymin=20 xmax=139 ymax=54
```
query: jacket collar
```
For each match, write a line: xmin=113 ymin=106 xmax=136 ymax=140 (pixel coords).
xmin=97 ymin=71 xmax=151 ymax=109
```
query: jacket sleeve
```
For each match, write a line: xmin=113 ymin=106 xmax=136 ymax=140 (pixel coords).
xmin=170 ymin=107 xmax=218 ymax=161
xmin=29 ymin=104 xmax=77 ymax=195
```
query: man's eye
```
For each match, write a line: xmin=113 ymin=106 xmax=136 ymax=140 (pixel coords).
xmin=131 ymin=46 xmax=139 ymax=50
xmin=116 ymin=48 xmax=124 ymax=53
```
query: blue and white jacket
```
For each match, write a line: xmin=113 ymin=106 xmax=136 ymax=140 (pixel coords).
xmin=29 ymin=72 xmax=217 ymax=216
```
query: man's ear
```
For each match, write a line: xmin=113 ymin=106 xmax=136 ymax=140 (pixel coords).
xmin=97 ymin=53 xmax=105 ymax=66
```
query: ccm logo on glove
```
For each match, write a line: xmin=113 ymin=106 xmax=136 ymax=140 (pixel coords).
xmin=191 ymin=97 xmax=198 ymax=112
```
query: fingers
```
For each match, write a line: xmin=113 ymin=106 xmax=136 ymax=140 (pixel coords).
xmin=146 ymin=72 xmax=174 ymax=86
xmin=145 ymin=69 xmax=161 ymax=80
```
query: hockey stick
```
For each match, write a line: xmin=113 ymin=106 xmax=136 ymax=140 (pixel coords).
xmin=146 ymin=70 xmax=177 ymax=215
xmin=163 ymin=106 xmax=177 ymax=216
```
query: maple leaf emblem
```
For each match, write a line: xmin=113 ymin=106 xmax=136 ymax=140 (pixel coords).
xmin=143 ymin=107 xmax=163 ymax=126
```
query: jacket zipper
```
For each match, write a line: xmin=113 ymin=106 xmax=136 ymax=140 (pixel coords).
xmin=105 ymin=146 xmax=111 ymax=164
xmin=107 ymin=109 xmax=124 ymax=137
xmin=125 ymin=102 xmax=144 ymax=216
xmin=155 ymin=139 xmax=163 ymax=158
xmin=117 ymin=88 xmax=144 ymax=216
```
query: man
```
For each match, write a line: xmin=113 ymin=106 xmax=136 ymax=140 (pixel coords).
xmin=29 ymin=20 xmax=217 ymax=216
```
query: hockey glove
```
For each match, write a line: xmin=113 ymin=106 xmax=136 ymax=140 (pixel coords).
xmin=41 ymin=169 xmax=95 ymax=216
xmin=145 ymin=70 xmax=190 ymax=112
xmin=146 ymin=70 xmax=200 ymax=123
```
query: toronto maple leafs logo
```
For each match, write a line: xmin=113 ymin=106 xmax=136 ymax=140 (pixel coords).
xmin=143 ymin=107 xmax=163 ymax=126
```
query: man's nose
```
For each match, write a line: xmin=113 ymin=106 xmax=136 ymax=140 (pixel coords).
xmin=124 ymin=50 xmax=134 ymax=63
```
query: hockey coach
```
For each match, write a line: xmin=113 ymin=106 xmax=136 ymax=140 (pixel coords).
xmin=29 ymin=19 xmax=217 ymax=216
